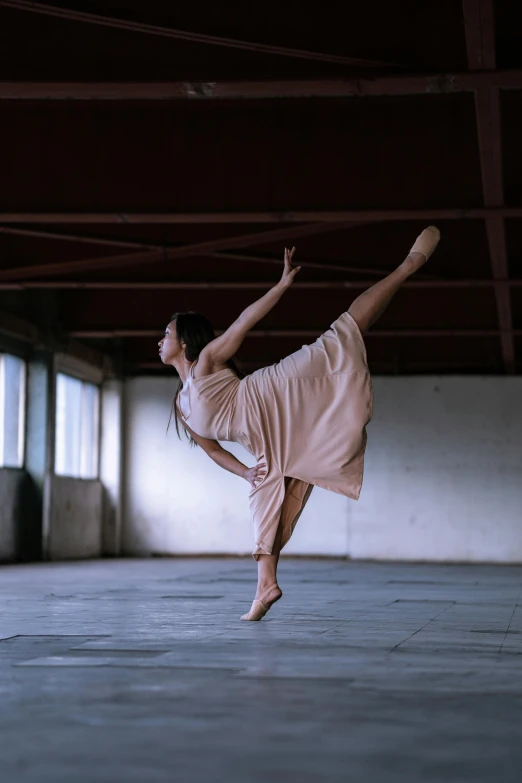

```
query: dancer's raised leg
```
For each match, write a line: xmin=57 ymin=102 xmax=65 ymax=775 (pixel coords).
xmin=240 ymin=520 xmax=283 ymax=621
xmin=348 ymin=226 xmax=440 ymax=332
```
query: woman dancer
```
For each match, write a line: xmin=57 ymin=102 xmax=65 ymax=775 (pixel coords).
xmin=159 ymin=226 xmax=440 ymax=620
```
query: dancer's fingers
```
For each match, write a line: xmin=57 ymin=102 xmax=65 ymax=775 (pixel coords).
xmin=254 ymin=464 xmax=267 ymax=486
xmin=286 ymin=248 xmax=296 ymax=266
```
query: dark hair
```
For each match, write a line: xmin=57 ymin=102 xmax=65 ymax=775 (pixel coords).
xmin=167 ymin=311 xmax=246 ymax=446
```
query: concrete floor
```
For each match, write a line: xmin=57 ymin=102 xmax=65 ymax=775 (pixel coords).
xmin=1 ymin=558 xmax=521 ymax=783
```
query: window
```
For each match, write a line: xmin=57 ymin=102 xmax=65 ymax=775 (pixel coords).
xmin=55 ymin=373 xmax=100 ymax=478
xmin=0 ymin=353 xmax=26 ymax=468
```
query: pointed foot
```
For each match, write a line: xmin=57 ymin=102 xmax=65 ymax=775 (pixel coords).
xmin=240 ymin=584 xmax=282 ymax=621
xmin=409 ymin=226 xmax=441 ymax=261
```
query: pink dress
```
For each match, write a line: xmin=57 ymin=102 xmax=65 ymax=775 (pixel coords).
xmin=177 ymin=310 xmax=373 ymax=559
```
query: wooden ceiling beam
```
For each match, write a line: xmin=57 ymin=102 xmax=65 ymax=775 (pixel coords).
xmin=1 ymin=279 xmax=520 ymax=291
xmin=2 ymin=208 xmax=522 ymax=226
xmin=2 ymin=72 xmax=522 ymax=100
xmin=68 ymin=328 xmax=520 ymax=339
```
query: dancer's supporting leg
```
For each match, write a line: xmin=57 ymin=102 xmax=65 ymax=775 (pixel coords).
xmin=240 ymin=520 xmax=283 ymax=621
xmin=348 ymin=226 xmax=440 ymax=332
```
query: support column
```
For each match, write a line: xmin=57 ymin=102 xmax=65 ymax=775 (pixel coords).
xmin=100 ymin=379 xmax=124 ymax=555
xmin=24 ymin=349 xmax=54 ymax=560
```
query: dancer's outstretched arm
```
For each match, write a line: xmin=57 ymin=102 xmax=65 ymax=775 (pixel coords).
xmin=201 ymin=247 xmax=301 ymax=366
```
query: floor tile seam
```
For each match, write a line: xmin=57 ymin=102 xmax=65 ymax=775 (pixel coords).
xmin=387 ymin=602 xmax=457 ymax=654
xmin=498 ymin=596 xmax=521 ymax=654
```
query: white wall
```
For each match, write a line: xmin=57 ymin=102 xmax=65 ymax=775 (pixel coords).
xmin=351 ymin=377 xmax=522 ymax=562
xmin=122 ymin=378 xmax=256 ymax=556
xmin=46 ymin=475 xmax=103 ymax=560
xmin=123 ymin=376 xmax=522 ymax=563
xmin=0 ymin=469 xmax=24 ymax=561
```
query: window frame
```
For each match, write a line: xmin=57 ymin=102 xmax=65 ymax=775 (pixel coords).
xmin=54 ymin=370 xmax=101 ymax=481
xmin=0 ymin=350 xmax=27 ymax=470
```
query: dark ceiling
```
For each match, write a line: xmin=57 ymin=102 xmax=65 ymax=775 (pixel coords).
xmin=0 ymin=0 xmax=521 ymax=374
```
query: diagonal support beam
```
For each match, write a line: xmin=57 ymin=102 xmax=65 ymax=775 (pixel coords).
xmin=0 ymin=221 xmax=362 ymax=280
xmin=463 ymin=0 xmax=496 ymax=69
xmin=0 ymin=225 xmax=160 ymax=251
xmin=0 ymin=226 xmax=390 ymax=277
xmin=0 ymin=224 xmax=431 ymax=281
xmin=484 ymin=214 xmax=514 ymax=370
xmin=463 ymin=0 xmax=515 ymax=373
xmin=214 ymin=251 xmax=397 ymax=278
xmin=0 ymin=279 xmax=519 ymax=291
xmin=0 ymin=1 xmax=398 ymax=69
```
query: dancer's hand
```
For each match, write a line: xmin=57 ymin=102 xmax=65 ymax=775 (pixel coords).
xmin=244 ymin=461 xmax=267 ymax=489
xmin=279 ymin=247 xmax=301 ymax=289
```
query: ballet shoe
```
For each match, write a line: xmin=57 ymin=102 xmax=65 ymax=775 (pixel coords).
xmin=240 ymin=584 xmax=282 ymax=621
xmin=409 ymin=226 xmax=440 ymax=261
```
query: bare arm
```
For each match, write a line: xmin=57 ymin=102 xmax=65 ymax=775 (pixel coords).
xmin=210 ymin=448 xmax=251 ymax=479
xmin=182 ymin=421 xmax=267 ymax=488
xmin=201 ymin=247 xmax=301 ymax=366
